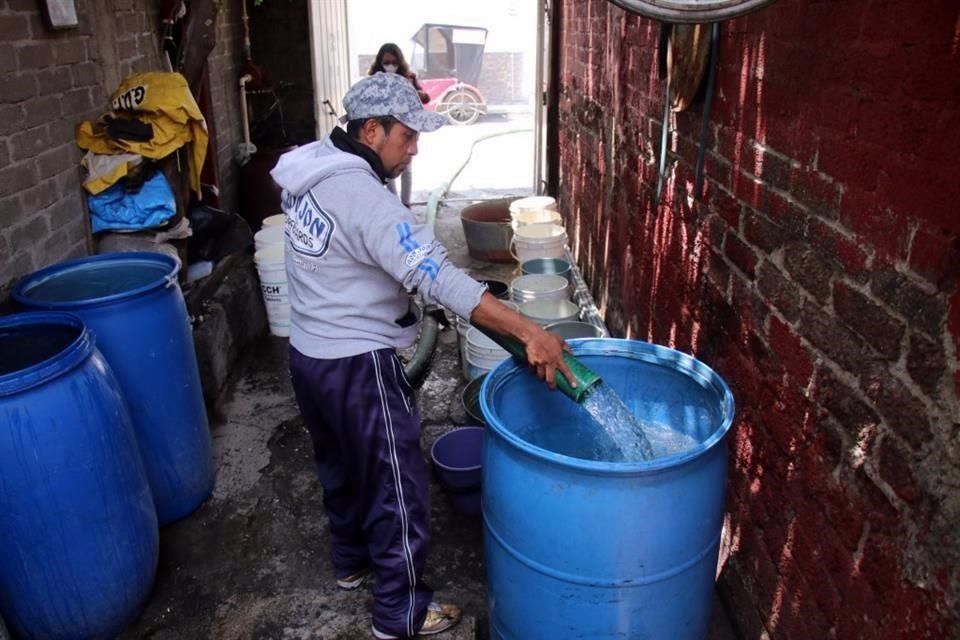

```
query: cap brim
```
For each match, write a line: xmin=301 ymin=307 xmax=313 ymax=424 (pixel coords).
xmin=396 ymin=109 xmax=448 ymax=133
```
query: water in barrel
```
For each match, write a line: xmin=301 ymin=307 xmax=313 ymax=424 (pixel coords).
xmin=517 ymin=382 xmax=700 ymax=462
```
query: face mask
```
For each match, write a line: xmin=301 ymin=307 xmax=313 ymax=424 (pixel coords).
xmin=383 ymin=64 xmax=398 ymax=74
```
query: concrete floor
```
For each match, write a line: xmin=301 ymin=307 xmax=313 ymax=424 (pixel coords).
xmin=121 ymin=202 xmax=740 ymax=639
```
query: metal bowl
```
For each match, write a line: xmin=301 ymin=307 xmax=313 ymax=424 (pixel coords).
xmin=460 ymin=199 xmax=515 ymax=263
xmin=461 ymin=374 xmax=487 ymax=426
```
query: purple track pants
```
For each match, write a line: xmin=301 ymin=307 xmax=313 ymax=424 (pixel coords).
xmin=289 ymin=346 xmax=433 ymax=638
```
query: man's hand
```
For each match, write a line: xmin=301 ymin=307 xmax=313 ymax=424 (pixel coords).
xmin=470 ymin=291 xmax=577 ymax=391
xmin=523 ymin=327 xmax=576 ymax=390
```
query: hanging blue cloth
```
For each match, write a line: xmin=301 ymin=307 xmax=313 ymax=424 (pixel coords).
xmin=88 ymin=171 xmax=176 ymax=233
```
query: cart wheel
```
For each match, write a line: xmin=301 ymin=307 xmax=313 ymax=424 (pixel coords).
xmin=439 ymin=87 xmax=483 ymax=125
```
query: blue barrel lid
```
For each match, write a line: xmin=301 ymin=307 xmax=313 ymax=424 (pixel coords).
xmin=479 ymin=338 xmax=736 ymax=474
xmin=0 ymin=311 xmax=94 ymax=396
xmin=13 ymin=252 xmax=179 ymax=310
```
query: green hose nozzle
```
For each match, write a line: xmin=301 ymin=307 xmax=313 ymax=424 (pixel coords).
xmin=478 ymin=328 xmax=602 ymax=403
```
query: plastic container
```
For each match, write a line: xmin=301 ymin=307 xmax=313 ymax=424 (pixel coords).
xmin=254 ymin=243 xmax=290 ymax=337
xmin=545 ymin=320 xmax=605 ymax=339
xmin=478 ymin=278 xmax=510 ymax=300
xmin=510 ymin=274 xmax=570 ymax=305
xmin=457 ymin=301 xmax=517 ymax=380
xmin=511 ymin=209 xmax=562 ymax=232
xmin=465 ymin=326 xmax=511 ymax=380
xmin=480 ymin=339 xmax=735 ymax=639
xmin=254 ymin=224 xmax=285 ymax=252
xmin=519 ymin=299 xmax=581 ymax=326
xmin=14 ymin=253 xmax=214 ymax=526
xmin=261 ymin=213 xmax=286 ymax=228
xmin=511 ymin=223 xmax=567 ymax=263
xmin=509 ymin=195 xmax=557 ymax=215
xmin=521 ymin=257 xmax=573 ymax=284
xmin=0 ymin=312 xmax=158 ymax=640
xmin=430 ymin=427 xmax=484 ymax=516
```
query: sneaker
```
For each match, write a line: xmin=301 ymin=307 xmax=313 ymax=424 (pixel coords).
xmin=336 ymin=566 xmax=373 ymax=590
xmin=371 ymin=601 xmax=462 ymax=639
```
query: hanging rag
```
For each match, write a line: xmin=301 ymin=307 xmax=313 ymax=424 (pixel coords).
xmin=76 ymin=72 xmax=208 ymax=194
xmin=80 ymin=151 xmax=143 ymax=195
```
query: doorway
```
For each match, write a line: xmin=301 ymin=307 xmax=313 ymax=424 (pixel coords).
xmin=335 ymin=0 xmax=547 ymax=204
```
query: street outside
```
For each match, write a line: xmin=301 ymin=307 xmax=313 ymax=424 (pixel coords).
xmin=408 ymin=112 xmax=537 ymax=203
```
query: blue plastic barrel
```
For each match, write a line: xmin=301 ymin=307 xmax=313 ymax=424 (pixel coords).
xmin=14 ymin=253 xmax=214 ymax=525
xmin=480 ymin=339 xmax=735 ymax=639
xmin=0 ymin=312 xmax=158 ymax=639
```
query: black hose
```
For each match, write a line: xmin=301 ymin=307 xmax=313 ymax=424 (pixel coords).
xmin=694 ymin=22 xmax=721 ymax=200
xmin=403 ymin=305 xmax=440 ymax=387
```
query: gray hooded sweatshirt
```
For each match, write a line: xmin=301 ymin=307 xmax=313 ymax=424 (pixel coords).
xmin=270 ymin=137 xmax=485 ymax=359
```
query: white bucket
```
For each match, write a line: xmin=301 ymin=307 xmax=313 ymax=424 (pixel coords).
xmin=262 ymin=214 xmax=286 ymax=227
xmin=510 ymin=274 xmax=570 ymax=305
xmin=254 ymin=243 xmax=289 ymax=337
xmin=511 ymin=223 xmax=567 ymax=263
xmin=509 ymin=196 xmax=557 ymax=215
xmin=519 ymin=299 xmax=581 ymax=326
xmin=465 ymin=327 xmax=510 ymax=380
xmin=457 ymin=301 xmax=518 ymax=380
xmin=254 ymin=225 xmax=285 ymax=252
xmin=511 ymin=208 xmax=562 ymax=232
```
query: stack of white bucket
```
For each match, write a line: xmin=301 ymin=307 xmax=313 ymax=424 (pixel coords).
xmin=509 ymin=196 xmax=566 ymax=263
xmin=253 ymin=214 xmax=289 ymax=337
xmin=461 ymin=195 xmax=574 ymax=381
xmin=459 ymin=300 xmax=518 ymax=380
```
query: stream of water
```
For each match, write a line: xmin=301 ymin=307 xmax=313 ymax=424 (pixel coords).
xmin=579 ymin=383 xmax=699 ymax=462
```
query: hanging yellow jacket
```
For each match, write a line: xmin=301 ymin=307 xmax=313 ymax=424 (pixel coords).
xmin=76 ymin=72 xmax=208 ymax=194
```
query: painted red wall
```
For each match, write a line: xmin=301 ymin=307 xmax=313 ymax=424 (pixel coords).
xmin=556 ymin=0 xmax=959 ymax=636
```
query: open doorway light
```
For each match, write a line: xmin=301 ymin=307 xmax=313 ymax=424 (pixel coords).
xmin=344 ymin=0 xmax=542 ymax=204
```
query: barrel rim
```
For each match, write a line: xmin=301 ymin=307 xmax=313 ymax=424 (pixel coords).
xmin=12 ymin=252 xmax=179 ymax=310
xmin=479 ymin=338 xmax=736 ymax=474
xmin=0 ymin=311 xmax=93 ymax=396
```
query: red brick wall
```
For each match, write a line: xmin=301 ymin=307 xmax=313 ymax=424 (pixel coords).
xmin=0 ymin=0 xmax=161 ymax=297
xmin=557 ymin=0 xmax=958 ymax=637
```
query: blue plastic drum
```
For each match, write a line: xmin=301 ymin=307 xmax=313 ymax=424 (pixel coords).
xmin=14 ymin=253 xmax=214 ymax=525
xmin=0 ymin=312 xmax=158 ymax=639
xmin=480 ymin=339 xmax=735 ymax=639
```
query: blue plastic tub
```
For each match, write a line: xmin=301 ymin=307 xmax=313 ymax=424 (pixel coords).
xmin=430 ymin=427 xmax=484 ymax=515
xmin=480 ymin=339 xmax=735 ymax=639
xmin=0 ymin=312 xmax=158 ymax=639
xmin=14 ymin=253 xmax=214 ymax=525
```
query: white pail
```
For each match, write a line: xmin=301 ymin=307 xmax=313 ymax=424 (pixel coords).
xmin=509 ymin=196 xmax=557 ymax=215
xmin=262 ymin=214 xmax=285 ymax=227
xmin=254 ymin=243 xmax=289 ymax=337
xmin=511 ymin=208 xmax=562 ymax=232
xmin=511 ymin=223 xmax=567 ymax=263
xmin=519 ymin=299 xmax=581 ymax=326
xmin=465 ymin=327 xmax=510 ymax=380
xmin=457 ymin=301 xmax=517 ymax=380
xmin=254 ymin=225 xmax=285 ymax=252
xmin=510 ymin=274 xmax=570 ymax=305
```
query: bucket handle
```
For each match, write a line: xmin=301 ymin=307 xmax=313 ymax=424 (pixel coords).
xmin=164 ymin=256 xmax=183 ymax=288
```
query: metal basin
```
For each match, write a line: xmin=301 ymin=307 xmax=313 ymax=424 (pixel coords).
xmin=460 ymin=199 xmax=515 ymax=263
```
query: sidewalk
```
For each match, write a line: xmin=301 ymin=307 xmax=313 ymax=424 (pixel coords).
xmin=120 ymin=198 xmax=739 ymax=639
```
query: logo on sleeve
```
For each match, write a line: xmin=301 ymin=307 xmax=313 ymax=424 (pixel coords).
xmin=284 ymin=192 xmax=335 ymax=257
xmin=404 ymin=241 xmax=435 ymax=267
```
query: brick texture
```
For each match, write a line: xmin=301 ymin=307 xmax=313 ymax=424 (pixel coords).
xmin=0 ymin=1 xmax=163 ymax=298
xmin=557 ymin=0 xmax=960 ymax=636
xmin=206 ymin=0 xmax=244 ymax=214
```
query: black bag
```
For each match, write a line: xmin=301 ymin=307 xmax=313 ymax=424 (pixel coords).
xmin=186 ymin=203 xmax=254 ymax=264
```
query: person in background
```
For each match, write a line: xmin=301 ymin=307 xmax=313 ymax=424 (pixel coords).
xmin=368 ymin=43 xmax=428 ymax=207
xmin=270 ymin=72 xmax=574 ymax=639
